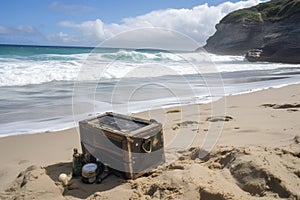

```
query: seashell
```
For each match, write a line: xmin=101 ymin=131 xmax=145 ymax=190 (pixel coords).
xmin=58 ymin=173 xmax=70 ymax=186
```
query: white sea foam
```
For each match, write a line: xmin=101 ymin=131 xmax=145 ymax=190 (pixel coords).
xmin=1 ymin=50 xmax=299 ymax=87
xmin=0 ymin=54 xmax=85 ymax=86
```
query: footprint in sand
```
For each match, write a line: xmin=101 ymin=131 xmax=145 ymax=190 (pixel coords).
xmin=261 ymin=103 xmax=300 ymax=110
xmin=172 ymin=121 xmax=199 ymax=130
xmin=206 ymin=116 xmax=233 ymax=122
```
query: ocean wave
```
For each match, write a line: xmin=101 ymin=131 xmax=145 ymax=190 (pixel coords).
xmin=100 ymin=49 xmax=184 ymax=62
xmin=0 ymin=48 xmax=300 ymax=87
xmin=0 ymin=59 xmax=82 ymax=87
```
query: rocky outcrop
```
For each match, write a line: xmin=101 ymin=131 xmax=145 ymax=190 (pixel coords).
xmin=204 ymin=0 xmax=300 ymax=64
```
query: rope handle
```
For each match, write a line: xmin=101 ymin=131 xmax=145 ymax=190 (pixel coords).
xmin=141 ymin=138 xmax=152 ymax=153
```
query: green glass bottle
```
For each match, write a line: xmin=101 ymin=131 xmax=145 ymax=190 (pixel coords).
xmin=72 ymin=148 xmax=82 ymax=177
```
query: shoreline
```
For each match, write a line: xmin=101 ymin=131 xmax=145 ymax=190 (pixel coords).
xmin=1 ymin=83 xmax=300 ymax=199
xmin=2 ymin=81 xmax=300 ymax=139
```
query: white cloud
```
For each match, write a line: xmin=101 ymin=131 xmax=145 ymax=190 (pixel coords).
xmin=50 ymin=0 xmax=262 ymax=47
xmin=59 ymin=19 xmax=105 ymax=40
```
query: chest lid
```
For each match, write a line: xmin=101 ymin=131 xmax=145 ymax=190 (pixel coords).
xmin=82 ymin=112 xmax=161 ymax=136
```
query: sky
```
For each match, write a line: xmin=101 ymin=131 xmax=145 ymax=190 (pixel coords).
xmin=0 ymin=0 xmax=263 ymax=47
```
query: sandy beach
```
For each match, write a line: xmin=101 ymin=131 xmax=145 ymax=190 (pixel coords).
xmin=0 ymin=84 xmax=299 ymax=200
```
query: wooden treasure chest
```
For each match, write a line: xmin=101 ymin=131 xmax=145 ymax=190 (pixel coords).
xmin=79 ymin=112 xmax=165 ymax=179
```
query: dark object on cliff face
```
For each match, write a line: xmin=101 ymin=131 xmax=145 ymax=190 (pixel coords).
xmin=245 ymin=47 xmax=300 ymax=64
xmin=204 ymin=0 xmax=300 ymax=64
xmin=245 ymin=49 xmax=263 ymax=62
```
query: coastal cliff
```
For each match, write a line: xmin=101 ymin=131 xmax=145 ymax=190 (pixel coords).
xmin=204 ymin=0 xmax=300 ymax=64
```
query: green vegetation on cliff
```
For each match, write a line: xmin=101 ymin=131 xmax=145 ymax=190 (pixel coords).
xmin=221 ymin=0 xmax=300 ymax=23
